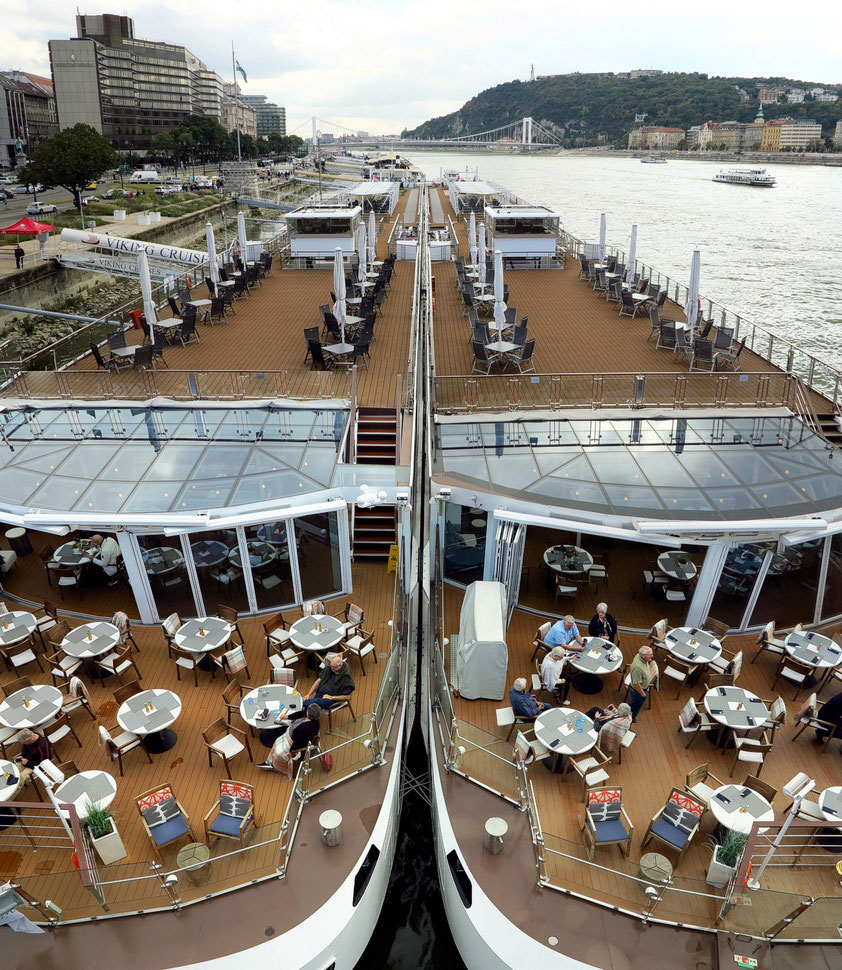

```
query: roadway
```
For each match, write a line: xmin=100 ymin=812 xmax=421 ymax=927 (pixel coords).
xmin=1 ymin=185 xmax=86 ymax=221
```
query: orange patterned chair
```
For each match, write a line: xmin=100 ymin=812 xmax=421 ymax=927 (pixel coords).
xmin=581 ymin=787 xmax=633 ymax=860
xmin=203 ymin=780 xmax=257 ymax=845
xmin=136 ymin=784 xmax=194 ymax=859
xmin=641 ymin=787 xmax=705 ymax=867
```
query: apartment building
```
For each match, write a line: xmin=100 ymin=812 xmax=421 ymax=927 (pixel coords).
xmin=221 ymin=87 xmax=258 ymax=139
xmin=239 ymin=95 xmax=287 ymax=137
xmin=49 ymin=13 xmax=225 ymax=149
xmin=0 ymin=72 xmax=58 ymax=167
xmin=627 ymin=125 xmax=684 ymax=149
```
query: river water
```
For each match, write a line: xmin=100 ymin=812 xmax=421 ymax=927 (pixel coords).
xmin=407 ymin=151 xmax=842 ymax=364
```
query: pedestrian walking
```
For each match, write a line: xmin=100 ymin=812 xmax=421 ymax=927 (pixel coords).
xmin=14 ymin=244 xmax=25 ymax=269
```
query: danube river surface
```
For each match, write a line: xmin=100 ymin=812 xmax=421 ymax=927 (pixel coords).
xmin=407 ymin=151 xmax=842 ymax=364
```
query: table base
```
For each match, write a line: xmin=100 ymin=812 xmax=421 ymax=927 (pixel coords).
xmin=143 ymin=728 xmax=178 ymax=754
xmin=258 ymin=725 xmax=285 ymax=747
xmin=571 ymin=673 xmax=604 ymax=695
xmin=706 ymin=726 xmax=735 ymax=749
xmin=197 ymin=655 xmax=217 ymax=672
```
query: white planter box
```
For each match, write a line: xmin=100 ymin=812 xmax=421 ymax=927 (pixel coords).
xmin=137 ymin=214 xmax=150 ymax=226
xmin=706 ymin=846 xmax=738 ymax=888
xmin=90 ymin=822 xmax=127 ymax=865
xmin=113 ymin=210 xmax=126 ymax=221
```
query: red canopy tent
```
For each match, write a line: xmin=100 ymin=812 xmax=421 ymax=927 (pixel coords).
xmin=0 ymin=216 xmax=55 ymax=235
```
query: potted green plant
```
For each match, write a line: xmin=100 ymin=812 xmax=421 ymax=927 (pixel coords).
xmin=706 ymin=829 xmax=746 ymax=888
xmin=83 ymin=805 xmax=127 ymax=865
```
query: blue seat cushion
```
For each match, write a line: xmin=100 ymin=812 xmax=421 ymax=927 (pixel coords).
xmin=649 ymin=816 xmax=689 ymax=850
xmin=209 ymin=812 xmax=251 ymax=838
xmin=150 ymin=814 xmax=190 ymax=846
xmin=593 ymin=819 xmax=629 ymax=844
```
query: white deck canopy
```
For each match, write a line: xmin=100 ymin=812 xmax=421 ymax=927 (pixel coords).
xmin=344 ymin=181 xmax=400 ymax=214
xmin=484 ymin=204 xmax=562 ymax=259
xmin=448 ymin=180 xmax=509 ymax=213
xmin=285 ymin=204 xmax=362 ymax=259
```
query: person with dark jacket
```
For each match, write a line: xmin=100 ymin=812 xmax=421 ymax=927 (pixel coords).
xmin=588 ymin=602 xmax=618 ymax=642
xmin=302 ymin=654 xmax=355 ymax=710
xmin=816 ymin=691 xmax=842 ymax=741
xmin=509 ymin=677 xmax=550 ymax=719
xmin=260 ymin=705 xmax=321 ymax=777
xmin=13 ymin=728 xmax=52 ymax=789
xmin=14 ymin=244 xmax=25 ymax=269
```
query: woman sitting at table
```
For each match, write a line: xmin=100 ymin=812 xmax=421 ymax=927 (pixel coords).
xmin=259 ymin=706 xmax=321 ymax=779
xmin=582 ymin=703 xmax=633 ymax=758
xmin=588 ymin=602 xmax=618 ymax=643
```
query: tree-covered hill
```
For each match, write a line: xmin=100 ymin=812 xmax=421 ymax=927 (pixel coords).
xmin=403 ymin=73 xmax=841 ymax=145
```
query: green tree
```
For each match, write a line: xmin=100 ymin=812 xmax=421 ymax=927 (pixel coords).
xmin=18 ymin=124 xmax=118 ymax=206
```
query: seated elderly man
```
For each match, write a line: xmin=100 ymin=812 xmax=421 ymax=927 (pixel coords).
xmin=89 ymin=533 xmax=121 ymax=587
xmin=540 ymin=645 xmax=572 ymax=705
xmin=509 ymin=677 xmax=551 ymax=720
xmin=302 ymin=653 xmax=355 ymax=711
xmin=544 ymin=614 xmax=585 ymax=650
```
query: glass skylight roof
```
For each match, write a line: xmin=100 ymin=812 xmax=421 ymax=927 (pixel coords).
xmin=434 ymin=416 xmax=842 ymax=520
xmin=0 ymin=405 xmax=348 ymax=514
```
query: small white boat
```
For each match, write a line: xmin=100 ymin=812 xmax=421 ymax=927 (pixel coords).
xmin=713 ymin=167 xmax=776 ymax=187
xmin=641 ymin=156 xmax=667 ymax=164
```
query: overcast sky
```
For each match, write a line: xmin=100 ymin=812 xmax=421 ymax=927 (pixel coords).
xmin=5 ymin=1 xmax=842 ymax=134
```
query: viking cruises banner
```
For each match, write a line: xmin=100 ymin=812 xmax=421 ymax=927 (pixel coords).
xmin=56 ymin=251 xmax=177 ymax=281
xmin=60 ymin=229 xmax=209 ymax=268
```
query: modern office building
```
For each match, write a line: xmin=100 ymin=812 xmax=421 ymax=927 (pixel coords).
xmin=240 ymin=94 xmax=287 ymax=137
xmin=0 ymin=72 xmax=58 ymax=168
xmin=49 ymin=13 xmax=226 ymax=149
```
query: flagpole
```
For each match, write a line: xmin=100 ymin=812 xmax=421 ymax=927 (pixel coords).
xmin=231 ymin=41 xmax=242 ymax=162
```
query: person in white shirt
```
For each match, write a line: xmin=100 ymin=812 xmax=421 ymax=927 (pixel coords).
xmin=540 ymin=645 xmax=571 ymax=705
xmin=91 ymin=534 xmax=121 ymax=586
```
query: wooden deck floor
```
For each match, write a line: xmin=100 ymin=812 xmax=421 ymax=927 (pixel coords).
xmin=440 ymin=580 xmax=842 ymax=921
xmin=7 ymin=192 xmax=415 ymax=410
xmin=0 ymin=559 xmax=395 ymax=919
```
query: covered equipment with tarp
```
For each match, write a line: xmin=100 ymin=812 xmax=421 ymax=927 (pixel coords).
xmin=0 ymin=217 xmax=55 ymax=235
xmin=452 ymin=581 xmax=508 ymax=700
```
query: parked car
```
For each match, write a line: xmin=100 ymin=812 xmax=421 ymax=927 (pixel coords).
xmin=13 ymin=183 xmax=43 ymax=194
xmin=0 ymin=176 xmax=16 ymax=185
xmin=26 ymin=202 xmax=58 ymax=215
xmin=154 ymin=185 xmax=180 ymax=195
xmin=0 ymin=188 xmax=13 ymax=200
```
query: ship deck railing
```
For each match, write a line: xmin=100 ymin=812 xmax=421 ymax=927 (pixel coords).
xmin=560 ymin=230 xmax=842 ymax=408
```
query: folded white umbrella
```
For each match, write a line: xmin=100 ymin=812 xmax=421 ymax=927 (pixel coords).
xmin=332 ymin=247 xmax=347 ymax=343
xmin=237 ymin=210 xmax=248 ymax=262
xmin=138 ymin=250 xmax=156 ymax=342
xmin=478 ymin=224 xmax=487 ymax=283
xmin=368 ymin=210 xmax=376 ymax=264
xmin=357 ymin=223 xmax=367 ymax=284
xmin=626 ymin=225 xmax=637 ymax=286
xmin=493 ymin=249 xmax=505 ymax=338
xmin=685 ymin=249 xmax=701 ymax=332
xmin=599 ymin=212 xmax=606 ymax=262
xmin=468 ymin=211 xmax=477 ymax=266
xmin=205 ymin=221 xmax=219 ymax=284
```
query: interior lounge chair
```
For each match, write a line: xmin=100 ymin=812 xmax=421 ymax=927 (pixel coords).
xmin=641 ymin=787 xmax=704 ymax=867
xmin=137 ymin=784 xmax=195 ymax=858
xmin=580 ymin=786 xmax=634 ymax=860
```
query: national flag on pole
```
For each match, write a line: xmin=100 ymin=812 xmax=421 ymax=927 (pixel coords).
xmin=235 ymin=61 xmax=247 ymax=83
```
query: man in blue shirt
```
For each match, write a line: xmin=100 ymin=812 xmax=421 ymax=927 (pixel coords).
xmin=509 ymin=678 xmax=549 ymax=719
xmin=544 ymin=615 xmax=585 ymax=650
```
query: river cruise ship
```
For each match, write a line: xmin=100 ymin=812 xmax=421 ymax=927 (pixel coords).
xmin=0 ymin=189 xmax=419 ymax=969
xmin=713 ymin=167 xmax=776 ymax=186
xmin=419 ymin=172 xmax=841 ymax=970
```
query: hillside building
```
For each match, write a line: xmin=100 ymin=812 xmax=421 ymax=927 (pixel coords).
xmin=835 ymin=120 xmax=842 ymax=148
xmin=757 ymin=86 xmax=785 ymax=104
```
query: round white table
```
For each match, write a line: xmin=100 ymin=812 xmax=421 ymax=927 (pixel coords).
xmin=665 ymin=627 xmax=722 ymax=666
xmin=569 ymin=637 xmax=623 ymax=694
xmin=709 ymin=784 xmax=775 ymax=834
xmin=142 ymin=546 xmax=185 ymax=576
xmin=62 ymin=621 xmax=120 ymax=660
xmin=818 ymin=786 xmax=842 ymax=822
xmin=0 ymin=610 xmax=37 ymax=649
xmin=228 ymin=541 xmax=277 ymax=571
xmin=784 ymin=631 xmax=842 ymax=678
xmin=54 ymin=770 xmax=117 ymax=820
xmin=703 ymin=686 xmax=769 ymax=748
xmin=657 ymin=552 xmax=698 ymax=582
xmin=53 ymin=540 xmax=94 ymax=567
xmin=117 ymin=688 xmax=183 ymax=753
xmin=544 ymin=544 xmax=594 ymax=574
xmin=289 ymin=615 xmax=344 ymax=654
xmin=0 ymin=760 xmax=21 ymax=802
xmin=174 ymin=617 xmax=232 ymax=670
xmin=0 ymin=684 xmax=63 ymax=730
xmin=256 ymin=523 xmax=289 ymax=546
xmin=240 ymin=684 xmax=302 ymax=746
xmin=534 ymin=708 xmax=598 ymax=772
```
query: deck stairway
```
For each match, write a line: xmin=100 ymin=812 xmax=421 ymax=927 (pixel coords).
xmin=812 ymin=411 xmax=842 ymax=447
xmin=353 ymin=407 xmax=398 ymax=559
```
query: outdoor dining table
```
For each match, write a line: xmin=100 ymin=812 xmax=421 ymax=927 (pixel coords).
xmin=54 ymin=770 xmax=118 ymax=820
xmin=323 ymin=343 xmax=355 ymax=357
xmin=54 ymin=540 xmax=95 ymax=567
xmin=657 ymin=552 xmax=698 ymax=582
xmin=0 ymin=759 xmax=21 ymax=802
xmin=365 ymin=271 xmax=380 ymax=280
xmin=703 ymin=686 xmax=769 ymax=748
xmin=188 ymin=298 xmax=213 ymax=322
xmin=216 ymin=280 xmax=236 ymax=289
xmin=117 ymin=688 xmax=183 ymax=753
xmin=485 ymin=340 xmax=519 ymax=355
xmin=784 ymin=631 xmax=842 ymax=687
xmin=228 ymin=540 xmax=277 ymax=571
xmin=344 ymin=314 xmax=365 ymax=327
xmin=0 ymin=684 xmax=63 ymax=730
xmin=110 ymin=345 xmax=138 ymax=359
xmin=190 ymin=539 xmax=229 ymax=568
xmin=289 ymin=615 xmax=344 ymax=654
xmin=0 ymin=610 xmax=37 ymax=649
xmin=819 ymin=786 xmax=842 ymax=822
xmin=143 ymin=546 xmax=185 ymax=576
xmin=709 ymin=784 xmax=775 ymax=835
xmin=534 ymin=708 xmax=598 ymax=773
xmin=664 ymin=627 xmax=722 ymax=666
xmin=256 ymin=523 xmax=288 ymax=546
xmin=174 ymin=617 xmax=232 ymax=670
xmin=569 ymin=637 xmax=624 ymax=694
xmin=544 ymin=544 xmax=594 ymax=574
xmin=240 ymin=684 xmax=302 ymax=746
xmin=61 ymin=621 xmax=120 ymax=661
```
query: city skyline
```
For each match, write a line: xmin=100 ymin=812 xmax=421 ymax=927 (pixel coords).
xmin=4 ymin=1 xmax=842 ymax=135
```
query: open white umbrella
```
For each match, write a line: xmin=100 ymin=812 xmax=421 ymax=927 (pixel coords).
xmin=625 ymin=225 xmax=637 ymax=286
xmin=137 ymin=250 xmax=156 ymax=342
xmin=237 ymin=210 xmax=248 ymax=263
xmin=493 ymin=249 xmax=505 ymax=338
xmin=685 ymin=249 xmax=701 ymax=332
xmin=599 ymin=212 xmax=606 ymax=262
xmin=357 ymin=223 xmax=367 ymax=284
xmin=368 ymin=210 xmax=376 ymax=264
xmin=478 ymin=224 xmax=487 ymax=283
xmin=205 ymin=221 xmax=219 ymax=284
xmin=468 ymin=211 xmax=477 ymax=266
xmin=332 ymin=247 xmax=347 ymax=343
